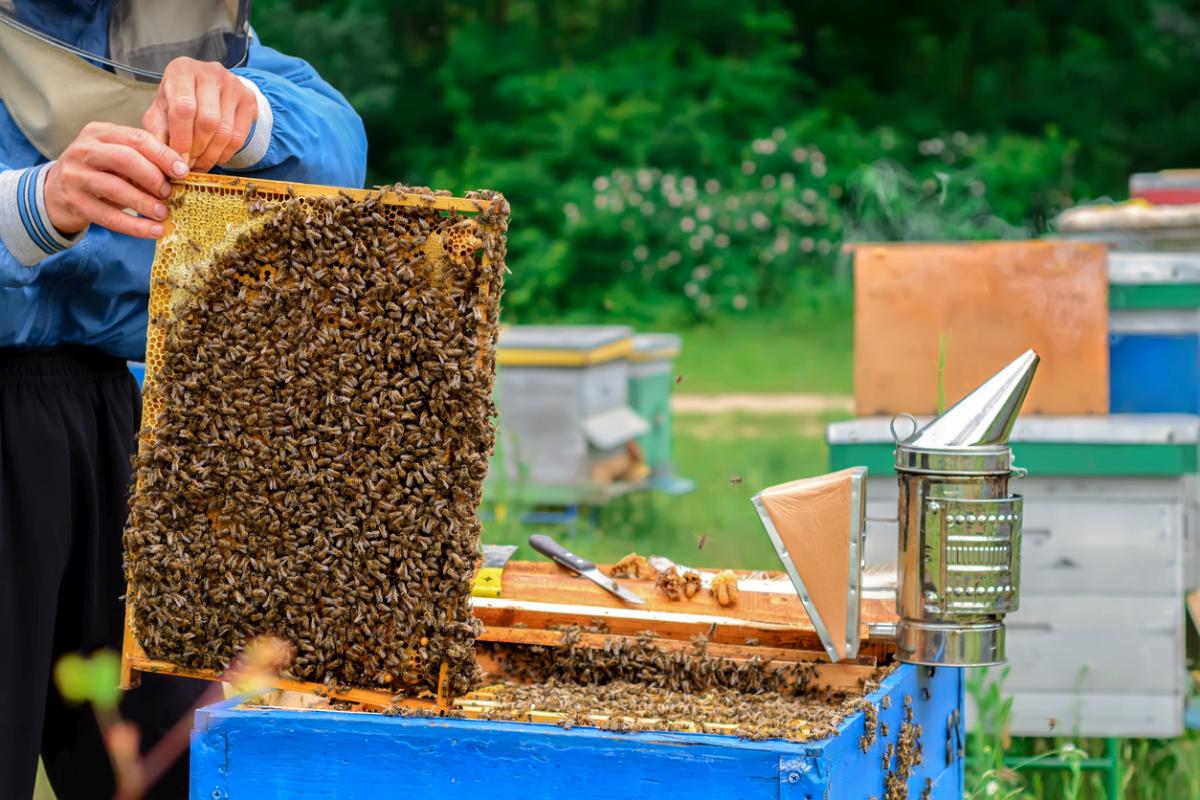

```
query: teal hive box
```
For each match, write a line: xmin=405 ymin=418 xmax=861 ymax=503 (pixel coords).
xmin=828 ymin=415 xmax=1200 ymax=738
xmin=627 ymin=333 xmax=681 ymax=474
xmin=189 ymin=663 xmax=964 ymax=799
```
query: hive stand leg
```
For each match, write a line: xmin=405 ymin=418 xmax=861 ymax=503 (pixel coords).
xmin=1104 ymin=737 xmax=1122 ymax=799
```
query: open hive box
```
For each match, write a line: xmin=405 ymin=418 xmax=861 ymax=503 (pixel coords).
xmin=231 ymin=558 xmax=904 ymax=742
xmin=122 ymin=174 xmax=508 ymax=707
xmin=188 ymin=562 xmax=967 ymax=799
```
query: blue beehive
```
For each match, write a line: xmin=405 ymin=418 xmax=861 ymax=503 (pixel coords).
xmin=1109 ymin=253 xmax=1200 ymax=413
xmin=190 ymin=663 xmax=964 ymax=799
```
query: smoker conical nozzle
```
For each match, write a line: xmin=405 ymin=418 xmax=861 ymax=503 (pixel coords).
xmin=903 ymin=349 xmax=1040 ymax=449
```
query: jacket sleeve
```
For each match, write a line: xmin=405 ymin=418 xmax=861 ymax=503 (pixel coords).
xmin=226 ymin=42 xmax=368 ymax=188
xmin=0 ymin=161 xmax=85 ymax=287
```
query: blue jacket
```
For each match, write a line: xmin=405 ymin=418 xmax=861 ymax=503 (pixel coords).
xmin=0 ymin=0 xmax=367 ymax=360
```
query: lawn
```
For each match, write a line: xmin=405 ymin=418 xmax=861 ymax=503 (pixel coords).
xmin=673 ymin=308 xmax=853 ymax=396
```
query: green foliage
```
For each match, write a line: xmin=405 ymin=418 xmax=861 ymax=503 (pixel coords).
xmin=54 ymin=650 xmax=122 ymax=711
xmin=248 ymin=0 xmax=1140 ymax=320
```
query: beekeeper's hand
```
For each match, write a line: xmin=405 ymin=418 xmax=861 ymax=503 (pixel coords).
xmin=43 ymin=122 xmax=189 ymax=239
xmin=142 ymin=57 xmax=259 ymax=173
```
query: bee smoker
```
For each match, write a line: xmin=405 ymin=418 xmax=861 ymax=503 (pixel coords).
xmin=892 ymin=349 xmax=1039 ymax=666
xmin=753 ymin=349 xmax=1038 ymax=668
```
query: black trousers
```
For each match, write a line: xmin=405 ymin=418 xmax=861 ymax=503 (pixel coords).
xmin=0 ymin=347 xmax=205 ymax=799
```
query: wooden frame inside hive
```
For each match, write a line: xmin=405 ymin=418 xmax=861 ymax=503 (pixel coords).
xmin=122 ymin=174 xmax=507 ymax=708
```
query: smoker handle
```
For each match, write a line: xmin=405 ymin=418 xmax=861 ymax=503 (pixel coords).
xmin=528 ymin=534 xmax=595 ymax=574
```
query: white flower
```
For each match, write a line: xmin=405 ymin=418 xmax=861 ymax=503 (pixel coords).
xmin=792 ymin=147 xmax=808 ymax=163
xmin=636 ymin=169 xmax=655 ymax=191
xmin=698 ymin=224 xmax=714 ymax=239
xmin=801 ymin=188 xmax=818 ymax=204
xmin=705 ymin=179 xmax=721 ymax=194
xmin=772 ymin=126 xmax=786 ymax=142
xmin=816 ymin=240 xmax=831 ymax=255
xmin=696 ymin=293 xmax=712 ymax=309
xmin=773 ymin=235 xmax=789 ymax=254
xmin=634 ymin=244 xmax=649 ymax=261
xmin=688 ymin=235 xmax=704 ymax=251
xmin=920 ymin=137 xmax=946 ymax=155
xmin=681 ymin=176 xmax=697 ymax=192
xmin=593 ymin=176 xmax=609 ymax=192
xmin=780 ymin=172 xmax=795 ymax=189
xmin=725 ymin=197 xmax=740 ymax=211
xmin=970 ymin=180 xmax=986 ymax=197
xmin=742 ymin=160 xmax=757 ymax=175
xmin=760 ymin=139 xmax=777 ymax=155
xmin=594 ymin=195 xmax=608 ymax=209
xmin=751 ymin=211 xmax=770 ymax=230
xmin=684 ymin=282 xmax=699 ymax=298
xmin=811 ymin=162 xmax=827 ymax=178
xmin=692 ymin=265 xmax=711 ymax=281
xmin=697 ymin=205 xmax=713 ymax=221
xmin=665 ymin=250 xmax=681 ymax=265
xmin=680 ymin=217 xmax=697 ymax=233
xmin=715 ymin=233 xmax=730 ymax=248
xmin=762 ymin=175 xmax=777 ymax=190
xmin=733 ymin=294 xmax=748 ymax=310
xmin=800 ymin=237 xmax=815 ymax=252
xmin=952 ymin=130 xmax=969 ymax=147
xmin=667 ymin=193 xmax=683 ymax=208
xmin=985 ymin=780 xmax=999 ymax=797
xmin=641 ymin=202 xmax=656 ymax=216
xmin=611 ymin=198 xmax=625 ymax=213
xmin=563 ymin=202 xmax=580 ymax=221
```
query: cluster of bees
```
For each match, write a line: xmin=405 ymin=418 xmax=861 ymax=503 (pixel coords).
xmin=482 ymin=626 xmax=878 ymax=699
xmin=472 ymin=679 xmax=864 ymax=742
xmin=125 ymin=182 xmax=508 ymax=697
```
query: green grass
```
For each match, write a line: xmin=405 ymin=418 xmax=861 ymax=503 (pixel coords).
xmin=673 ymin=309 xmax=853 ymax=396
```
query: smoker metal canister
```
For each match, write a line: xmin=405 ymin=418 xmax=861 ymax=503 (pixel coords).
xmin=892 ymin=350 xmax=1040 ymax=667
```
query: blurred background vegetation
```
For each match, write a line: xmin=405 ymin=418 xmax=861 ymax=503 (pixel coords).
xmin=255 ymin=0 xmax=1200 ymax=326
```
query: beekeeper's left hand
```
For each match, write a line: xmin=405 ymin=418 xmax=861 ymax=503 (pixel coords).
xmin=142 ymin=57 xmax=259 ymax=173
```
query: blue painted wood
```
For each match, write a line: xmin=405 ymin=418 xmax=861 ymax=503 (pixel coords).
xmin=190 ymin=663 xmax=963 ymax=799
xmin=1109 ymin=333 xmax=1200 ymax=413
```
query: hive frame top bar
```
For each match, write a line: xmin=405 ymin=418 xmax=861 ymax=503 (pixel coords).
xmin=177 ymin=172 xmax=503 ymax=214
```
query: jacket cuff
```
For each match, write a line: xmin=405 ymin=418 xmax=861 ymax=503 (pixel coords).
xmin=0 ymin=164 xmax=85 ymax=267
xmin=223 ymin=76 xmax=274 ymax=170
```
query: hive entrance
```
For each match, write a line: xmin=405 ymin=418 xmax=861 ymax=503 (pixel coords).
xmin=125 ymin=174 xmax=508 ymax=701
